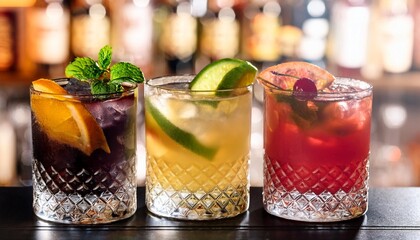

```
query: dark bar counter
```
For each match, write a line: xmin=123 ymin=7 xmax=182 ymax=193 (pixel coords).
xmin=1 ymin=187 xmax=420 ymax=240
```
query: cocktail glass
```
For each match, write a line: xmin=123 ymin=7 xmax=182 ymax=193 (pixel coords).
xmin=260 ymin=77 xmax=372 ymax=222
xmin=144 ymin=75 xmax=252 ymax=220
xmin=31 ymin=78 xmax=138 ymax=224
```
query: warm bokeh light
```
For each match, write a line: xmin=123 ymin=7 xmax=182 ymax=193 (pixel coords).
xmin=0 ymin=0 xmax=35 ymax=7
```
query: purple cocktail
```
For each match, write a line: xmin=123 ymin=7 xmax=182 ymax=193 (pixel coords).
xmin=31 ymin=78 xmax=138 ymax=224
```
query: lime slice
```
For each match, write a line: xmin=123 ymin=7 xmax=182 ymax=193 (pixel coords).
xmin=145 ymin=99 xmax=217 ymax=160
xmin=189 ymin=58 xmax=257 ymax=91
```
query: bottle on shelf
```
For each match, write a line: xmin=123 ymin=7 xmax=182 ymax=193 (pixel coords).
xmin=241 ymin=0 xmax=282 ymax=68
xmin=0 ymin=9 xmax=17 ymax=72
xmin=0 ymin=93 xmax=16 ymax=186
xmin=70 ymin=0 xmax=111 ymax=59
xmin=292 ymin=0 xmax=330 ymax=68
xmin=198 ymin=0 xmax=241 ymax=63
xmin=414 ymin=0 xmax=420 ymax=69
xmin=361 ymin=0 xmax=382 ymax=79
xmin=378 ymin=0 xmax=414 ymax=74
xmin=24 ymin=0 xmax=70 ymax=77
xmin=157 ymin=0 xmax=198 ymax=75
xmin=109 ymin=0 xmax=154 ymax=76
xmin=329 ymin=0 xmax=371 ymax=77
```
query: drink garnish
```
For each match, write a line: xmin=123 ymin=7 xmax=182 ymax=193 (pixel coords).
xmin=257 ymin=61 xmax=335 ymax=128
xmin=293 ymin=77 xmax=317 ymax=101
xmin=189 ymin=58 xmax=257 ymax=93
xmin=258 ymin=61 xmax=334 ymax=91
xmin=31 ymin=45 xmax=145 ymax=155
xmin=65 ymin=45 xmax=144 ymax=95
xmin=31 ymin=79 xmax=111 ymax=155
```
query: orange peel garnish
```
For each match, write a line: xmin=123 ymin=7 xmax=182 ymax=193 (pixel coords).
xmin=31 ymin=78 xmax=110 ymax=155
xmin=257 ymin=61 xmax=335 ymax=91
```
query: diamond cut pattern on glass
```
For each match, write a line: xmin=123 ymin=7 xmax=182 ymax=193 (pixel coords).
xmin=32 ymin=158 xmax=137 ymax=224
xmin=263 ymin=156 xmax=369 ymax=222
xmin=146 ymin=155 xmax=249 ymax=220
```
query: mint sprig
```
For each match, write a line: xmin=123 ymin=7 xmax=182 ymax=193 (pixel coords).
xmin=65 ymin=45 xmax=144 ymax=95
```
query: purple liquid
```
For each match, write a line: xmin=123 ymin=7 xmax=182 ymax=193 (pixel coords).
xmin=32 ymin=82 xmax=137 ymax=196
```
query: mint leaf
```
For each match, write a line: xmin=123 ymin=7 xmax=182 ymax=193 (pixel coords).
xmin=110 ymin=62 xmax=145 ymax=84
xmin=65 ymin=45 xmax=144 ymax=95
xmin=91 ymin=80 xmax=124 ymax=95
xmin=98 ymin=45 xmax=112 ymax=70
xmin=65 ymin=57 xmax=102 ymax=81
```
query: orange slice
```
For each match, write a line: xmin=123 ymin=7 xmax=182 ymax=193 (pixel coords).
xmin=257 ymin=61 xmax=335 ymax=90
xmin=31 ymin=78 xmax=110 ymax=155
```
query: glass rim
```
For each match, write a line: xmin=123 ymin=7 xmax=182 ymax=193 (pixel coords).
xmin=260 ymin=77 xmax=373 ymax=99
xmin=146 ymin=74 xmax=253 ymax=94
xmin=30 ymin=78 xmax=138 ymax=99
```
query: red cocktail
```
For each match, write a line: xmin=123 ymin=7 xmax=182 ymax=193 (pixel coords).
xmin=259 ymin=62 xmax=372 ymax=222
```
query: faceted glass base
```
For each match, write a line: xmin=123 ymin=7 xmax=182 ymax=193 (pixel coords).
xmin=32 ymin=159 xmax=137 ymax=224
xmin=145 ymin=152 xmax=250 ymax=220
xmin=146 ymin=184 xmax=249 ymax=220
xmin=263 ymin=157 xmax=369 ymax=222
xmin=263 ymin=187 xmax=367 ymax=222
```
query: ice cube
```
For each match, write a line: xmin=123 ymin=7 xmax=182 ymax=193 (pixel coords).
xmin=321 ymin=101 xmax=362 ymax=135
xmin=86 ymin=96 xmax=134 ymax=128
xmin=323 ymin=80 xmax=361 ymax=94
xmin=216 ymin=99 xmax=239 ymax=115
xmin=155 ymin=96 xmax=197 ymax=120
xmin=323 ymin=101 xmax=350 ymax=120
xmin=62 ymin=78 xmax=91 ymax=95
xmin=175 ymin=101 xmax=197 ymax=119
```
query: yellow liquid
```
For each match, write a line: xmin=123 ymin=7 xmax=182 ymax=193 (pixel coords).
xmin=145 ymin=91 xmax=251 ymax=193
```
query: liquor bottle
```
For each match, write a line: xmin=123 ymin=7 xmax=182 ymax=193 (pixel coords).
xmin=109 ymin=0 xmax=154 ymax=76
xmin=0 ymin=9 xmax=16 ymax=72
xmin=24 ymin=0 xmax=70 ymax=76
xmin=241 ymin=0 xmax=282 ymax=66
xmin=329 ymin=0 xmax=371 ymax=77
xmin=414 ymin=0 xmax=420 ymax=69
xmin=158 ymin=0 xmax=198 ymax=74
xmin=361 ymin=0 xmax=382 ymax=79
xmin=70 ymin=0 xmax=111 ymax=59
xmin=0 ymin=96 xmax=16 ymax=186
xmin=293 ymin=0 xmax=330 ymax=67
xmin=199 ymin=0 xmax=240 ymax=61
xmin=378 ymin=0 xmax=413 ymax=74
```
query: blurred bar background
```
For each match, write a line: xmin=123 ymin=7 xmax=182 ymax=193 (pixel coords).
xmin=0 ymin=0 xmax=420 ymax=187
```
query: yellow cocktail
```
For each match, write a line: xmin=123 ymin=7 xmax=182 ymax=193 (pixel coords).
xmin=145 ymin=74 xmax=252 ymax=220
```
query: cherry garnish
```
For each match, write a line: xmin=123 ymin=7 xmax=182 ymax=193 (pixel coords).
xmin=293 ymin=77 xmax=317 ymax=101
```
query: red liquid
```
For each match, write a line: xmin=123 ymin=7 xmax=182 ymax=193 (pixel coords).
xmin=264 ymin=92 xmax=372 ymax=195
